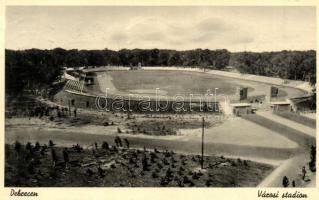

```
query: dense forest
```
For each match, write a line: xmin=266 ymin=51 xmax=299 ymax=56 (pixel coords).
xmin=5 ymin=48 xmax=316 ymax=96
xmin=229 ymin=50 xmax=316 ymax=85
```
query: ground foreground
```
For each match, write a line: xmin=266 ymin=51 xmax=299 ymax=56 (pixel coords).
xmin=5 ymin=142 xmax=273 ymax=187
xmin=4 ymin=96 xmax=315 ymax=187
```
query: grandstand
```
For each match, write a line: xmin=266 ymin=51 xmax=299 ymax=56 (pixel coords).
xmin=64 ymin=80 xmax=84 ymax=93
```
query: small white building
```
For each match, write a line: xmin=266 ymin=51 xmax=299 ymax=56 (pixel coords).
xmin=270 ymin=101 xmax=291 ymax=112
xmin=230 ymin=103 xmax=253 ymax=116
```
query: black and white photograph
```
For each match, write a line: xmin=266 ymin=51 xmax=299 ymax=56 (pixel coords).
xmin=3 ymin=4 xmax=317 ymax=191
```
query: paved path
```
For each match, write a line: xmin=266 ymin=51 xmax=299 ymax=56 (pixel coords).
xmin=243 ymin=114 xmax=315 ymax=149
xmin=5 ymin=126 xmax=296 ymax=165
xmin=258 ymin=154 xmax=315 ymax=187
xmin=300 ymin=112 xmax=317 ymax=120
xmin=5 ymin=112 xmax=316 ymax=187
xmin=242 ymin=112 xmax=316 ymax=187
xmin=257 ymin=111 xmax=316 ymax=138
xmin=180 ymin=117 xmax=298 ymax=149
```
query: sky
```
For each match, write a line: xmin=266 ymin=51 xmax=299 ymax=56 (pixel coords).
xmin=5 ymin=6 xmax=316 ymax=52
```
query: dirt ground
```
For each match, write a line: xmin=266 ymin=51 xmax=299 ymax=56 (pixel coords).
xmin=5 ymin=142 xmax=273 ymax=187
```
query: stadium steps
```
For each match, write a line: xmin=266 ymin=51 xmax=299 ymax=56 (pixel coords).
xmin=64 ymin=80 xmax=84 ymax=93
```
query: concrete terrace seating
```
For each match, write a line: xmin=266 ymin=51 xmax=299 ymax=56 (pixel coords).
xmin=64 ymin=80 xmax=84 ymax=93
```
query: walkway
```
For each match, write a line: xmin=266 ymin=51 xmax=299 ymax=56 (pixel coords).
xmin=257 ymin=111 xmax=315 ymax=138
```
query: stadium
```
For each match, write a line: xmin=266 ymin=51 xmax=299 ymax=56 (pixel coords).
xmin=56 ymin=66 xmax=310 ymax=115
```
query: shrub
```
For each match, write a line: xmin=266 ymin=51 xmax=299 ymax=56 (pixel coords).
xmin=177 ymin=179 xmax=184 ymax=187
xmin=192 ymin=173 xmax=199 ymax=180
xmin=206 ymin=179 xmax=212 ymax=187
xmin=231 ymin=161 xmax=237 ymax=166
xmin=189 ymin=180 xmax=195 ymax=187
xmin=27 ymin=162 xmax=35 ymax=174
xmin=157 ymin=163 xmax=163 ymax=169
xmin=152 ymin=172 xmax=158 ymax=178
xmin=309 ymin=161 xmax=316 ymax=172
xmin=163 ymin=158 xmax=169 ymax=165
xmin=160 ymin=177 xmax=169 ymax=186
xmin=309 ymin=145 xmax=316 ymax=172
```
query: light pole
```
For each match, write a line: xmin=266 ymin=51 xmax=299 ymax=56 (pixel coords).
xmin=201 ymin=117 xmax=205 ymax=169
xmin=68 ymin=100 xmax=71 ymax=116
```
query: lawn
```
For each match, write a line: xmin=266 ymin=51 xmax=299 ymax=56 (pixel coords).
xmin=106 ymin=70 xmax=249 ymax=96
xmin=94 ymin=70 xmax=305 ymax=102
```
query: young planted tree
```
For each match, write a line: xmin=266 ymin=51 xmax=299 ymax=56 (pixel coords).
xmin=97 ymin=166 xmax=105 ymax=177
xmin=74 ymin=144 xmax=83 ymax=153
xmin=51 ymin=148 xmax=58 ymax=167
xmin=142 ymin=157 xmax=149 ymax=171
xmin=14 ymin=141 xmax=22 ymax=154
xmin=25 ymin=142 xmax=32 ymax=152
xmin=63 ymin=148 xmax=69 ymax=168
xmin=124 ymin=138 xmax=130 ymax=149
xmin=101 ymin=141 xmax=109 ymax=150
xmin=117 ymin=127 xmax=122 ymax=133
xmin=49 ymin=140 xmax=55 ymax=147
xmin=34 ymin=141 xmax=41 ymax=151
xmin=40 ymin=145 xmax=47 ymax=157
xmin=117 ymin=137 xmax=122 ymax=147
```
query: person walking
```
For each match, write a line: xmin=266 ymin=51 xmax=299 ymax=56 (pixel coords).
xmin=282 ymin=176 xmax=289 ymax=187
xmin=302 ymin=166 xmax=307 ymax=181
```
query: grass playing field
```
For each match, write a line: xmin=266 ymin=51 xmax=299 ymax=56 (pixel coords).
xmin=94 ymin=70 xmax=306 ymax=101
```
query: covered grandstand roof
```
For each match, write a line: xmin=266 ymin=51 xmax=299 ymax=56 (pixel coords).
xmin=270 ymin=101 xmax=291 ymax=105
xmin=230 ymin=103 xmax=252 ymax=107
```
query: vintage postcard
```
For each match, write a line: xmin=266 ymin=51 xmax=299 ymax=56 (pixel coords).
xmin=0 ymin=0 xmax=318 ymax=200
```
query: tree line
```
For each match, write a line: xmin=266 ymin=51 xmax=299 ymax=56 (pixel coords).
xmin=5 ymin=48 xmax=316 ymax=96
xmin=229 ymin=50 xmax=316 ymax=85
